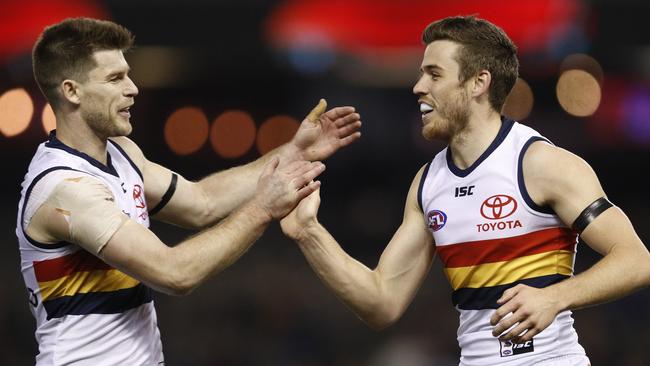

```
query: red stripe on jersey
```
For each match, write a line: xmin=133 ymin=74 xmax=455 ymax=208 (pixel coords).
xmin=437 ymin=227 xmax=577 ymax=268
xmin=33 ymin=250 xmax=112 ymax=282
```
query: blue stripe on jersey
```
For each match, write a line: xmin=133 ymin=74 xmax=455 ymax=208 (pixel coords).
xmin=108 ymin=139 xmax=144 ymax=181
xmin=45 ymin=130 xmax=119 ymax=177
xmin=452 ymin=274 xmax=569 ymax=310
xmin=517 ymin=136 xmax=555 ymax=215
xmin=417 ymin=162 xmax=431 ymax=212
xmin=446 ymin=117 xmax=515 ymax=178
xmin=20 ymin=166 xmax=81 ymax=250
xmin=43 ymin=283 xmax=153 ymax=320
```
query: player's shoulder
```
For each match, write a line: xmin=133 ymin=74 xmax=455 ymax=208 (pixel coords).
xmin=524 ymin=140 xmax=591 ymax=175
xmin=109 ymin=136 xmax=146 ymax=168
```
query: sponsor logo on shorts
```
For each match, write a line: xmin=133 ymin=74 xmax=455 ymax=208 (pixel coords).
xmin=500 ymin=339 xmax=534 ymax=357
xmin=426 ymin=210 xmax=447 ymax=231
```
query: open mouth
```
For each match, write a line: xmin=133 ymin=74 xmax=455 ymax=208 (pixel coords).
xmin=118 ymin=106 xmax=131 ymax=118
xmin=420 ymin=102 xmax=434 ymax=116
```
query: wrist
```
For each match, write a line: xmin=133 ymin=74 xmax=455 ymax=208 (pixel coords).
xmin=295 ymin=220 xmax=322 ymax=243
xmin=241 ymin=200 xmax=274 ymax=225
xmin=281 ymin=142 xmax=306 ymax=162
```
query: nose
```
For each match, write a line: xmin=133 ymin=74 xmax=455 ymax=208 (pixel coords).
xmin=124 ymin=76 xmax=139 ymax=97
xmin=413 ymin=74 xmax=427 ymax=96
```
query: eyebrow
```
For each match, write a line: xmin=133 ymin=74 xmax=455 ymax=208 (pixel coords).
xmin=421 ymin=65 xmax=444 ymax=73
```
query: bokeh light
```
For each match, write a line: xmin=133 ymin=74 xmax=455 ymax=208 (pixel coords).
xmin=164 ymin=107 xmax=209 ymax=155
xmin=502 ymin=78 xmax=534 ymax=121
xmin=0 ymin=88 xmax=33 ymax=137
xmin=210 ymin=110 xmax=256 ymax=158
xmin=42 ymin=103 xmax=56 ymax=134
xmin=559 ymin=53 xmax=604 ymax=84
xmin=556 ymin=69 xmax=601 ymax=117
xmin=256 ymin=115 xmax=300 ymax=155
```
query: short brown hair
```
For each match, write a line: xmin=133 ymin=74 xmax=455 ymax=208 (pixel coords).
xmin=422 ymin=16 xmax=518 ymax=112
xmin=32 ymin=18 xmax=134 ymax=106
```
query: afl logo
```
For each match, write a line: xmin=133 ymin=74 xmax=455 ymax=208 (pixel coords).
xmin=426 ymin=210 xmax=447 ymax=231
xmin=480 ymin=194 xmax=517 ymax=220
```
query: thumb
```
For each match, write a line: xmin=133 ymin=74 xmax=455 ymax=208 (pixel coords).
xmin=306 ymin=98 xmax=327 ymax=122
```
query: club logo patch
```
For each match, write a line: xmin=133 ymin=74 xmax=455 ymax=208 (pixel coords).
xmin=426 ymin=210 xmax=447 ymax=231
xmin=480 ymin=194 xmax=517 ymax=220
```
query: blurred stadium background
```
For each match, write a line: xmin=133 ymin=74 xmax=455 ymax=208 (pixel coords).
xmin=1 ymin=0 xmax=649 ymax=365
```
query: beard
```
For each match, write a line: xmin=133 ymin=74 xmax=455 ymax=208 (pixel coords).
xmin=82 ymin=107 xmax=132 ymax=139
xmin=422 ymin=88 xmax=471 ymax=142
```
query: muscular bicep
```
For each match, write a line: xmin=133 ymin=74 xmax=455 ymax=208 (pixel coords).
xmin=143 ymin=157 xmax=207 ymax=228
xmin=523 ymin=142 xmax=633 ymax=255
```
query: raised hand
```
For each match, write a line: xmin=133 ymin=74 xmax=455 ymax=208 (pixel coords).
xmin=280 ymin=188 xmax=321 ymax=240
xmin=290 ymin=99 xmax=362 ymax=161
xmin=252 ymin=158 xmax=325 ymax=220
xmin=490 ymin=284 xmax=562 ymax=344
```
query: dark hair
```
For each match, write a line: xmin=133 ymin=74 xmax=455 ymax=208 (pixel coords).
xmin=422 ymin=16 xmax=518 ymax=112
xmin=32 ymin=18 xmax=134 ymax=106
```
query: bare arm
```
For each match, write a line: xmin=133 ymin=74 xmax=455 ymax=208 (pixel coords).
xmin=280 ymin=165 xmax=435 ymax=329
xmin=29 ymin=158 xmax=325 ymax=296
xmin=491 ymin=141 xmax=650 ymax=342
xmin=114 ymin=100 xmax=361 ymax=229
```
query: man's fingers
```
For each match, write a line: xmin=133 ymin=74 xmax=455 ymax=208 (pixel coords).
xmin=490 ymin=300 xmax=518 ymax=326
xmin=498 ymin=320 xmax=530 ymax=342
xmin=334 ymin=113 xmax=361 ymax=127
xmin=307 ymin=99 xmax=328 ymax=122
xmin=296 ymin=181 xmax=321 ymax=201
xmin=497 ymin=286 xmax=519 ymax=305
xmin=492 ymin=311 xmax=524 ymax=338
xmin=339 ymin=132 xmax=362 ymax=147
xmin=337 ymin=121 xmax=362 ymax=138
xmin=293 ymin=163 xmax=325 ymax=188
xmin=323 ymin=106 xmax=355 ymax=120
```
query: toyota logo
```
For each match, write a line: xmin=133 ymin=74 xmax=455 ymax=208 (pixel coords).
xmin=480 ymin=194 xmax=517 ymax=220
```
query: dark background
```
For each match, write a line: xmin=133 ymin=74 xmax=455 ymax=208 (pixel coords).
xmin=1 ymin=0 xmax=649 ymax=365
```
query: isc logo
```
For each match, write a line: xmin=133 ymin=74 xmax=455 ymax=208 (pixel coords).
xmin=499 ymin=339 xmax=534 ymax=357
xmin=454 ymin=185 xmax=475 ymax=197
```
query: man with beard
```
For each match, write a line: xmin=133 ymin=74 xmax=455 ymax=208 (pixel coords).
xmin=280 ymin=16 xmax=650 ymax=366
xmin=17 ymin=18 xmax=361 ymax=365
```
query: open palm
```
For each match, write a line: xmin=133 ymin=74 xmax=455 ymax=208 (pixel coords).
xmin=292 ymin=99 xmax=361 ymax=161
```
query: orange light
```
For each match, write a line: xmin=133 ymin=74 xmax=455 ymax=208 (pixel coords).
xmin=256 ymin=115 xmax=300 ymax=155
xmin=0 ymin=88 xmax=33 ymax=137
xmin=556 ymin=70 xmax=601 ymax=117
xmin=164 ymin=107 xmax=209 ymax=155
xmin=560 ymin=54 xmax=604 ymax=84
xmin=42 ymin=103 xmax=56 ymax=134
xmin=210 ymin=110 xmax=256 ymax=158
xmin=502 ymin=78 xmax=534 ymax=121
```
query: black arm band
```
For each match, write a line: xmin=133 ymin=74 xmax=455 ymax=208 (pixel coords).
xmin=149 ymin=173 xmax=178 ymax=216
xmin=571 ymin=197 xmax=613 ymax=233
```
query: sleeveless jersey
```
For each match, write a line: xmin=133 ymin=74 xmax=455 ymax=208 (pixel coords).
xmin=16 ymin=132 xmax=164 ymax=365
xmin=418 ymin=119 xmax=588 ymax=366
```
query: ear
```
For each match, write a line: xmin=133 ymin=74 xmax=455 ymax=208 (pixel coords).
xmin=471 ymin=70 xmax=491 ymax=98
xmin=61 ymin=79 xmax=82 ymax=105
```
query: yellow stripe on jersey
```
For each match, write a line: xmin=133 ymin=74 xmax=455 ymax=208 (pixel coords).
xmin=39 ymin=269 xmax=140 ymax=300
xmin=444 ymin=250 xmax=574 ymax=290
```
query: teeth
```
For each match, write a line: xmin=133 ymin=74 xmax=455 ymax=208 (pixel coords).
xmin=420 ymin=103 xmax=434 ymax=113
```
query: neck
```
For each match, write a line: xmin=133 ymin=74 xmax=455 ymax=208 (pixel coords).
xmin=55 ymin=113 xmax=109 ymax=165
xmin=448 ymin=109 xmax=503 ymax=170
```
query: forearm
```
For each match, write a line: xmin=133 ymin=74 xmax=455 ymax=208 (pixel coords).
xmin=169 ymin=201 xmax=272 ymax=294
xmin=195 ymin=144 xmax=301 ymax=225
xmin=551 ymin=245 xmax=650 ymax=311
xmin=296 ymin=224 xmax=395 ymax=328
